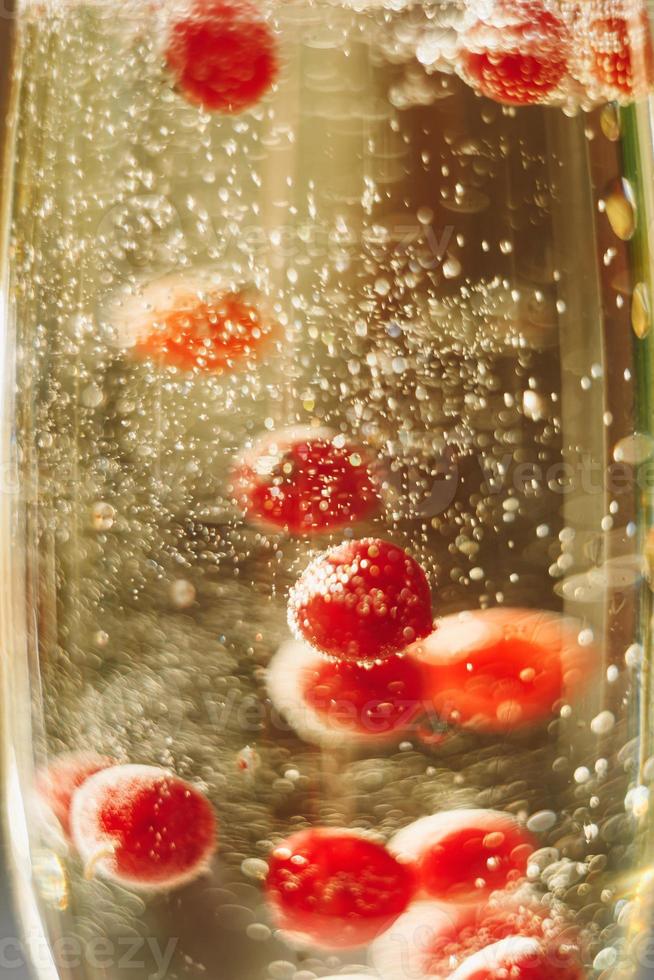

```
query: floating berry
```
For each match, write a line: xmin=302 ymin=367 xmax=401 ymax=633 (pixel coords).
xmin=449 ymin=936 xmax=584 ymax=979
xmin=233 ymin=427 xmax=380 ymax=534
xmin=265 ymin=828 xmax=415 ymax=948
xmin=165 ymin=0 xmax=278 ymax=114
xmin=459 ymin=0 xmax=571 ymax=105
xmin=587 ymin=10 xmax=654 ymax=98
xmin=390 ymin=809 xmax=535 ymax=904
xmin=267 ymin=639 xmax=424 ymax=746
xmin=371 ymin=889 xmax=583 ymax=980
xmin=288 ymin=539 xmax=433 ymax=664
xmin=70 ymin=765 xmax=216 ymax=890
xmin=36 ymin=752 xmax=115 ymax=837
xmin=409 ymin=608 xmax=594 ymax=733
xmin=133 ymin=287 xmax=274 ymax=373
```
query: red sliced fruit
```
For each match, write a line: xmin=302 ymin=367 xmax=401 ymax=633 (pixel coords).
xmin=265 ymin=828 xmax=415 ymax=948
xmin=233 ymin=426 xmax=380 ymax=534
xmin=587 ymin=10 xmax=654 ymax=98
xmin=70 ymin=764 xmax=216 ymax=890
xmin=390 ymin=809 xmax=535 ymax=904
xmin=370 ymin=889 xmax=583 ymax=980
xmin=165 ymin=0 xmax=278 ymax=114
xmin=449 ymin=935 xmax=584 ymax=979
xmin=133 ymin=287 xmax=275 ymax=373
xmin=459 ymin=0 xmax=571 ymax=106
xmin=288 ymin=538 xmax=433 ymax=665
xmin=36 ymin=752 xmax=115 ymax=837
xmin=267 ymin=639 xmax=424 ymax=746
xmin=409 ymin=608 xmax=594 ymax=733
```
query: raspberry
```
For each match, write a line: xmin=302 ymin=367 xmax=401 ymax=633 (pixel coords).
xmin=133 ymin=288 xmax=275 ymax=373
xmin=165 ymin=0 xmax=278 ymax=114
xmin=36 ymin=752 xmax=115 ymax=837
xmin=265 ymin=828 xmax=415 ymax=948
xmin=288 ymin=539 xmax=433 ymax=665
xmin=410 ymin=608 xmax=593 ymax=733
xmin=70 ymin=765 xmax=216 ymax=890
xmin=390 ymin=809 xmax=535 ymax=904
xmin=587 ymin=11 xmax=654 ymax=98
xmin=459 ymin=0 xmax=570 ymax=105
xmin=233 ymin=427 xmax=380 ymax=534
xmin=267 ymin=639 xmax=424 ymax=745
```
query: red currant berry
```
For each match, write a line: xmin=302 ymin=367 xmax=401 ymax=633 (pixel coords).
xmin=265 ymin=828 xmax=415 ymax=948
xmin=233 ymin=427 xmax=380 ymax=534
xmin=268 ymin=639 xmax=424 ymax=746
xmin=459 ymin=0 xmax=570 ymax=105
xmin=390 ymin=809 xmax=535 ymax=904
xmin=587 ymin=11 xmax=654 ymax=98
xmin=411 ymin=608 xmax=594 ymax=733
xmin=165 ymin=0 xmax=278 ymax=114
xmin=449 ymin=935 xmax=584 ymax=980
xmin=70 ymin=765 xmax=216 ymax=890
xmin=36 ymin=752 xmax=115 ymax=837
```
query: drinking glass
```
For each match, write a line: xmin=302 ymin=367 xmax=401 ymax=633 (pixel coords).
xmin=2 ymin=0 xmax=654 ymax=978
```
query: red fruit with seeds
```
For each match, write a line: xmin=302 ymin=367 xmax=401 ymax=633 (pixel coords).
xmin=265 ymin=828 xmax=415 ymax=948
xmin=390 ymin=809 xmax=535 ymax=904
xmin=459 ymin=0 xmax=571 ymax=105
xmin=288 ymin=538 xmax=433 ymax=664
xmin=233 ymin=427 xmax=380 ymax=534
xmin=587 ymin=11 xmax=654 ymax=98
xmin=449 ymin=936 xmax=584 ymax=979
xmin=70 ymin=765 xmax=216 ymax=890
xmin=409 ymin=608 xmax=594 ymax=734
xmin=36 ymin=752 xmax=115 ymax=837
xmin=165 ymin=0 xmax=278 ymax=114
xmin=267 ymin=639 xmax=424 ymax=746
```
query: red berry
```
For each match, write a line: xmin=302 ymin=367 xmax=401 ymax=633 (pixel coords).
xmin=36 ymin=752 xmax=115 ymax=837
xmin=165 ymin=0 xmax=278 ymax=114
xmin=410 ymin=608 xmax=594 ymax=733
xmin=265 ymin=828 xmax=415 ymax=948
xmin=587 ymin=11 xmax=654 ymax=97
xmin=133 ymin=287 xmax=275 ymax=373
xmin=390 ymin=809 xmax=535 ymax=904
xmin=459 ymin=0 xmax=570 ymax=105
xmin=233 ymin=427 xmax=380 ymax=534
xmin=70 ymin=765 xmax=216 ymax=890
xmin=449 ymin=936 xmax=584 ymax=979
xmin=268 ymin=639 xmax=424 ymax=745
xmin=288 ymin=539 xmax=433 ymax=665
xmin=371 ymin=889 xmax=583 ymax=980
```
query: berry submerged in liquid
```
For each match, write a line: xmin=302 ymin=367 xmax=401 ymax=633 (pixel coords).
xmin=265 ymin=827 xmax=415 ymax=948
xmin=165 ymin=0 xmax=278 ymax=114
xmin=410 ymin=608 xmax=593 ymax=733
xmin=459 ymin=0 xmax=570 ymax=105
xmin=234 ymin=428 xmax=380 ymax=534
xmin=391 ymin=809 xmax=535 ymax=903
xmin=70 ymin=764 xmax=217 ymax=890
xmin=288 ymin=538 xmax=433 ymax=664
xmin=133 ymin=289 xmax=275 ymax=373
